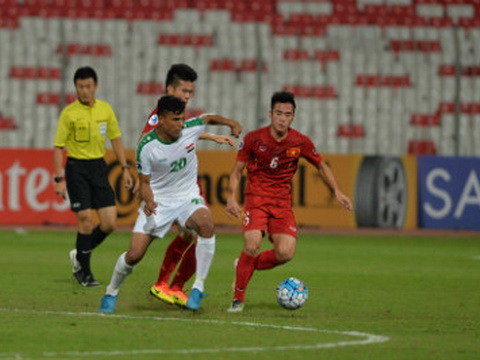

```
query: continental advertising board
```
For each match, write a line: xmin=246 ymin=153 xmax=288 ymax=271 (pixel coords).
xmin=418 ymin=155 xmax=480 ymax=230
xmin=0 ymin=149 xmax=417 ymax=229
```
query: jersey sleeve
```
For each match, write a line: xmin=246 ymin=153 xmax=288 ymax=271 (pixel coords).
xmin=301 ymin=135 xmax=323 ymax=166
xmin=142 ymin=107 xmax=158 ymax=135
xmin=106 ymin=103 xmax=122 ymax=140
xmin=53 ymin=109 xmax=70 ymax=148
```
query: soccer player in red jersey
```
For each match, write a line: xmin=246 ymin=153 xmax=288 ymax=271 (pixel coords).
xmin=225 ymin=91 xmax=353 ymax=312
xmin=140 ymin=64 xmax=242 ymax=307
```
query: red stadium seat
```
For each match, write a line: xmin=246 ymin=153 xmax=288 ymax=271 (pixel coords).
xmin=283 ymin=49 xmax=310 ymax=61
xmin=410 ymin=114 xmax=441 ymax=126
xmin=338 ymin=124 xmax=365 ymax=138
xmin=408 ymin=140 xmax=437 ymax=155
xmin=0 ymin=117 xmax=17 ymax=130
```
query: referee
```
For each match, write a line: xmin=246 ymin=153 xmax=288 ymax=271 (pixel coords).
xmin=53 ymin=66 xmax=133 ymax=287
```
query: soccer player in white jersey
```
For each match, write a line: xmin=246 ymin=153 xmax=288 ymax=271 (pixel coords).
xmin=99 ymin=95 xmax=216 ymax=312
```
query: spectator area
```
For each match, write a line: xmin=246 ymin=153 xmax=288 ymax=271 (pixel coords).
xmin=0 ymin=0 xmax=479 ymax=156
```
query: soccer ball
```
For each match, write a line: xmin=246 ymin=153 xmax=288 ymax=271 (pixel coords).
xmin=276 ymin=277 xmax=308 ymax=310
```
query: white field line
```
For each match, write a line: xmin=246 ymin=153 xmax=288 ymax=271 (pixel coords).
xmin=0 ymin=308 xmax=389 ymax=359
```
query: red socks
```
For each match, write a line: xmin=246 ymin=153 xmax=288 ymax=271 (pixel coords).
xmin=155 ymin=235 xmax=190 ymax=286
xmin=255 ymin=249 xmax=282 ymax=270
xmin=233 ymin=251 xmax=258 ymax=302
xmin=233 ymin=249 xmax=282 ymax=302
xmin=170 ymin=242 xmax=196 ymax=291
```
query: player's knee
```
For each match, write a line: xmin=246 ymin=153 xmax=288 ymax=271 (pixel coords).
xmin=125 ymin=250 xmax=143 ymax=265
xmin=244 ymin=244 xmax=261 ymax=256
xmin=77 ymin=216 xmax=93 ymax=233
xmin=196 ymin=221 xmax=215 ymax=238
xmin=275 ymin=250 xmax=294 ymax=264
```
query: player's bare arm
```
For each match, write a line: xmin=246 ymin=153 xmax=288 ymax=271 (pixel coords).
xmin=226 ymin=160 xmax=246 ymax=218
xmin=199 ymin=133 xmax=237 ymax=147
xmin=52 ymin=146 xmax=67 ymax=199
xmin=111 ymin=137 xmax=134 ymax=190
xmin=201 ymin=114 xmax=243 ymax=137
xmin=317 ymin=161 xmax=353 ymax=211
xmin=139 ymin=174 xmax=157 ymax=216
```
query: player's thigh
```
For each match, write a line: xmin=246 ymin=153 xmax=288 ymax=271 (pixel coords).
xmin=125 ymin=232 xmax=155 ymax=265
xmin=270 ymin=233 xmax=296 ymax=262
xmin=184 ymin=207 xmax=214 ymax=238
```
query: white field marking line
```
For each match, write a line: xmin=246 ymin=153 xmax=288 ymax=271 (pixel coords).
xmin=0 ymin=308 xmax=389 ymax=358
xmin=472 ymin=256 xmax=480 ymax=260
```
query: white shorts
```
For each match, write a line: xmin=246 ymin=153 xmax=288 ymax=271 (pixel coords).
xmin=132 ymin=197 xmax=208 ymax=238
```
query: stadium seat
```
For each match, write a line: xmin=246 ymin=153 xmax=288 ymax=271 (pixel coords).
xmin=408 ymin=139 xmax=437 ymax=155
xmin=0 ymin=116 xmax=17 ymax=130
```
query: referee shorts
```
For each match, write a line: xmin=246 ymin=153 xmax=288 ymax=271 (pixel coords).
xmin=65 ymin=157 xmax=116 ymax=212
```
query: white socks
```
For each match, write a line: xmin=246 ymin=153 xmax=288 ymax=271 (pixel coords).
xmin=106 ymin=252 xmax=134 ymax=296
xmin=192 ymin=235 xmax=215 ymax=292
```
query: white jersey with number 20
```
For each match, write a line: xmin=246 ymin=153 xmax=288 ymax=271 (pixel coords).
xmin=136 ymin=117 xmax=205 ymax=201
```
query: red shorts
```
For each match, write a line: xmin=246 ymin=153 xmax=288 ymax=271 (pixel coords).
xmin=242 ymin=195 xmax=297 ymax=239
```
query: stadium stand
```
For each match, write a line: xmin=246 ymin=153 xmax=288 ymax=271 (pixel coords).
xmin=0 ymin=0 xmax=479 ymax=156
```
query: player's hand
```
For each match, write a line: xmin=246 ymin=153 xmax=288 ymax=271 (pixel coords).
xmin=226 ymin=198 xmax=242 ymax=218
xmin=230 ymin=121 xmax=242 ymax=138
xmin=143 ymin=200 xmax=157 ymax=216
xmin=211 ymin=134 xmax=237 ymax=147
xmin=122 ymin=169 xmax=134 ymax=190
xmin=132 ymin=179 xmax=140 ymax=195
xmin=53 ymin=182 xmax=67 ymax=199
xmin=335 ymin=191 xmax=353 ymax=211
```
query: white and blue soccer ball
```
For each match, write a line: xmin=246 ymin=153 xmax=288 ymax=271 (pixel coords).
xmin=276 ymin=277 xmax=308 ymax=310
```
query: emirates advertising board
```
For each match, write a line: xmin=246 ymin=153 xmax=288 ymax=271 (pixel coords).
xmin=0 ymin=148 xmax=417 ymax=229
xmin=418 ymin=155 xmax=480 ymax=230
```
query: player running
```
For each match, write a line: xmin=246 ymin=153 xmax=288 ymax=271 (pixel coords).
xmin=225 ymin=91 xmax=353 ymax=312
xmin=139 ymin=64 xmax=241 ymax=307
xmin=99 ymin=95 xmax=218 ymax=312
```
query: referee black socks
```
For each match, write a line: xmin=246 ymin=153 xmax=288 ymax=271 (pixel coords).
xmin=76 ymin=232 xmax=93 ymax=275
xmin=91 ymin=225 xmax=109 ymax=249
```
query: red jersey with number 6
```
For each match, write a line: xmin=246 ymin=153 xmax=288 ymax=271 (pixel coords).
xmin=237 ymin=126 xmax=323 ymax=200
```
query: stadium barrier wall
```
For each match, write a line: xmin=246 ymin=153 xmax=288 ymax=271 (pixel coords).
xmin=418 ymin=155 xmax=480 ymax=230
xmin=0 ymin=148 xmax=417 ymax=229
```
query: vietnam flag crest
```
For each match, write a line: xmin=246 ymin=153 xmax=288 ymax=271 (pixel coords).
xmin=286 ymin=147 xmax=301 ymax=157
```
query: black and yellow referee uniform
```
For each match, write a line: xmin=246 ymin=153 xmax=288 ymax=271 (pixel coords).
xmin=54 ymin=99 xmax=121 ymax=211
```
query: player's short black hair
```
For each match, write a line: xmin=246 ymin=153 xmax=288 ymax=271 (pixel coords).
xmin=157 ymin=95 xmax=186 ymax=116
xmin=165 ymin=64 xmax=197 ymax=89
xmin=271 ymin=91 xmax=296 ymax=112
xmin=73 ymin=66 xmax=97 ymax=84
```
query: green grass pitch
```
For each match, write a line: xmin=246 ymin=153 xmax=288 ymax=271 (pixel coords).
xmin=0 ymin=228 xmax=479 ymax=360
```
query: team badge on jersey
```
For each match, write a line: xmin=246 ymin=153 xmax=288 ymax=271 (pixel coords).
xmin=286 ymin=147 xmax=301 ymax=157
xmin=148 ymin=114 xmax=159 ymax=126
